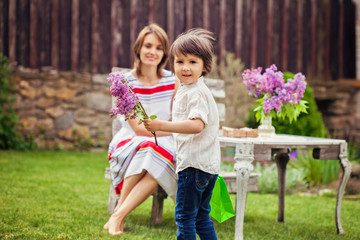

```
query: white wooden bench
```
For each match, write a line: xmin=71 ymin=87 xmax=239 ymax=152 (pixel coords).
xmin=105 ymin=68 xmax=259 ymax=224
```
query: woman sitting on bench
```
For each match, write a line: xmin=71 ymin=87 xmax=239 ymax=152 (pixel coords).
xmin=103 ymin=24 xmax=177 ymax=236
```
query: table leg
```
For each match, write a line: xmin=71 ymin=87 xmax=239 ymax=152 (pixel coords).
xmin=336 ymin=142 xmax=352 ymax=234
xmin=274 ymin=150 xmax=289 ymax=223
xmin=234 ymin=143 xmax=254 ymax=240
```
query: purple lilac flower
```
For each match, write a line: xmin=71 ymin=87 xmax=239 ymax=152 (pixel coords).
xmin=289 ymin=151 xmax=299 ymax=158
xmin=108 ymin=71 xmax=139 ymax=118
xmin=242 ymin=64 xmax=307 ymax=117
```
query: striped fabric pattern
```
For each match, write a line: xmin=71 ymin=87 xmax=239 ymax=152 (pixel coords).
xmin=108 ymin=70 xmax=177 ymax=201
xmin=109 ymin=137 xmax=176 ymax=196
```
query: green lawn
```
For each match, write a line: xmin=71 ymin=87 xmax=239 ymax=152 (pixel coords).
xmin=0 ymin=150 xmax=359 ymax=240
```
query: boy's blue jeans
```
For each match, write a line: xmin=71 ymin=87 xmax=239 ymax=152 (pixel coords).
xmin=175 ymin=167 xmax=218 ymax=240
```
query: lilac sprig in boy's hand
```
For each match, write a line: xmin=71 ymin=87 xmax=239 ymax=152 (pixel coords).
xmin=108 ymin=71 xmax=158 ymax=145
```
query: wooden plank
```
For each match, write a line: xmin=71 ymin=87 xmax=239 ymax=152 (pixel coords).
xmin=8 ymin=0 xmax=15 ymax=63
xmin=17 ymin=0 xmax=30 ymax=67
xmin=225 ymin=0 xmax=236 ymax=55
xmin=29 ymin=0 xmax=37 ymax=68
xmin=78 ymin=0 xmax=92 ymax=72
xmin=167 ymin=0 xmax=175 ymax=44
xmin=241 ymin=0 xmax=251 ymax=67
xmin=316 ymin=0 xmax=326 ymax=79
xmin=302 ymin=0 xmax=311 ymax=75
xmin=342 ymin=0 xmax=356 ymax=79
xmin=130 ymin=0 xmax=137 ymax=65
xmin=98 ymin=0 xmax=111 ymax=73
xmin=271 ymin=0 xmax=281 ymax=68
xmin=39 ymin=0 xmax=51 ymax=66
xmin=297 ymin=0 xmax=304 ymax=72
xmin=256 ymin=0 xmax=266 ymax=68
xmin=313 ymin=146 xmax=340 ymax=160
xmin=149 ymin=0 xmax=155 ymax=23
xmin=51 ymin=0 xmax=59 ymax=69
xmin=325 ymin=0 xmax=331 ymax=80
xmin=91 ymin=0 xmax=99 ymax=73
xmin=329 ymin=0 xmax=340 ymax=80
xmin=266 ymin=0 xmax=273 ymax=67
xmin=338 ymin=0 xmax=344 ymax=79
xmin=0 ymin=0 xmax=6 ymax=54
xmin=235 ymin=0 xmax=243 ymax=58
xmin=311 ymin=0 xmax=317 ymax=76
xmin=219 ymin=0 xmax=226 ymax=65
xmin=59 ymin=0 xmax=71 ymax=70
xmin=208 ymin=0 xmax=220 ymax=60
xmin=137 ymin=0 xmax=149 ymax=33
xmin=250 ymin=0 xmax=257 ymax=68
xmin=203 ymin=0 xmax=210 ymax=30
xmin=192 ymin=0 xmax=203 ymax=28
xmin=287 ymin=0 xmax=297 ymax=72
xmin=71 ymin=0 xmax=79 ymax=71
xmin=221 ymin=171 xmax=260 ymax=193
xmin=153 ymin=0 xmax=167 ymax=28
xmin=111 ymin=0 xmax=118 ymax=68
xmin=253 ymin=144 xmax=272 ymax=161
xmin=281 ymin=0 xmax=289 ymax=71
xmin=173 ymin=0 xmax=185 ymax=41
xmin=186 ymin=0 xmax=193 ymax=29
xmin=117 ymin=0 xmax=131 ymax=68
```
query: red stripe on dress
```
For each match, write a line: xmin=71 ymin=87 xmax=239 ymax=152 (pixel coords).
xmin=108 ymin=137 xmax=134 ymax=161
xmin=136 ymin=141 xmax=174 ymax=163
xmin=133 ymin=84 xmax=175 ymax=95
xmin=115 ymin=181 xmax=123 ymax=195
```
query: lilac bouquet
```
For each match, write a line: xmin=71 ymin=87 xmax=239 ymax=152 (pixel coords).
xmin=242 ymin=64 xmax=308 ymax=123
xmin=108 ymin=71 xmax=158 ymax=145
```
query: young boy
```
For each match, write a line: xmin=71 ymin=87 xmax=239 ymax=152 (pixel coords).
xmin=144 ymin=28 xmax=220 ymax=240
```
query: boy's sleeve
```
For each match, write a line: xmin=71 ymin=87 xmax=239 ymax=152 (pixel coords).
xmin=187 ymin=92 xmax=209 ymax=127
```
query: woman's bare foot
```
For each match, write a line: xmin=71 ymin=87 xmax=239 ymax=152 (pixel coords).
xmin=103 ymin=221 xmax=110 ymax=230
xmin=108 ymin=215 xmax=125 ymax=236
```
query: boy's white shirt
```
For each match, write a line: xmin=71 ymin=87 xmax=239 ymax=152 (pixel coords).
xmin=172 ymin=76 xmax=221 ymax=175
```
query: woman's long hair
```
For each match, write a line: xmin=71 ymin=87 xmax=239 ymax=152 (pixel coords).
xmin=133 ymin=24 xmax=169 ymax=78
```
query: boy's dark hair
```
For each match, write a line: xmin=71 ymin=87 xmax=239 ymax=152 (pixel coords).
xmin=169 ymin=28 xmax=215 ymax=76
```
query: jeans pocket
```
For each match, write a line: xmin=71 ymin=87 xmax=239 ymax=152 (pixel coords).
xmin=195 ymin=169 xmax=212 ymax=189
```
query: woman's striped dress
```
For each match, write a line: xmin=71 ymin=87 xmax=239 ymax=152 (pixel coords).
xmin=108 ymin=70 xmax=177 ymax=201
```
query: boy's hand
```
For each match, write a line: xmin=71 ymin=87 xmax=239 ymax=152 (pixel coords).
xmin=144 ymin=118 xmax=161 ymax=132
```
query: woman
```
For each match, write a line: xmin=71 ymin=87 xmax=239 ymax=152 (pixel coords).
xmin=103 ymin=24 xmax=177 ymax=235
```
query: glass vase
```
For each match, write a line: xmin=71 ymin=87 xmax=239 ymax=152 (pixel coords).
xmin=258 ymin=115 xmax=276 ymax=138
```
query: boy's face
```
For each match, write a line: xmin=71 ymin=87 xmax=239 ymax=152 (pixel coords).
xmin=174 ymin=53 xmax=205 ymax=85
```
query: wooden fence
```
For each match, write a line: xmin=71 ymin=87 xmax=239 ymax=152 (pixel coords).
xmin=0 ymin=0 xmax=356 ymax=80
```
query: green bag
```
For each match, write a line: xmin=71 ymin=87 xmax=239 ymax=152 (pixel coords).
xmin=209 ymin=175 xmax=235 ymax=223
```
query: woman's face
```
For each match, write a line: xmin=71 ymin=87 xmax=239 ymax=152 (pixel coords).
xmin=139 ymin=33 xmax=164 ymax=67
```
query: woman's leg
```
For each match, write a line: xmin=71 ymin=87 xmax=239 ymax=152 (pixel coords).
xmin=103 ymin=170 xmax=147 ymax=230
xmin=108 ymin=172 xmax=158 ymax=235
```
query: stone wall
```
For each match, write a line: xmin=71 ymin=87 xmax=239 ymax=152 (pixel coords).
xmin=311 ymin=80 xmax=360 ymax=143
xmin=12 ymin=66 xmax=113 ymax=150
xmin=10 ymin=65 xmax=360 ymax=150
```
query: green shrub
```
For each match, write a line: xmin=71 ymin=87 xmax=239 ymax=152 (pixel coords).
xmin=246 ymin=72 xmax=328 ymax=138
xmin=0 ymin=53 xmax=21 ymax=149
xmin=253 ymin=162 xmax=308 ymax=194
xmin=0 ymin=53 xmax=34 ymax=150
xmin=289 ymin=150 xmax=340 ymax=186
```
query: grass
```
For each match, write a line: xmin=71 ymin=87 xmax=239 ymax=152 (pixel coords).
xmin=0 ymin=150 xmax=359 ymax=240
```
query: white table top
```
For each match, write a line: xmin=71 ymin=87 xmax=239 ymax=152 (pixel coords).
xmin=219 ymin=134 xmax=345 ymax=146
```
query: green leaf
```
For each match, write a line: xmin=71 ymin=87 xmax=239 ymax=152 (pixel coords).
xmin=149 ymin=115 xmax=157 ymax=120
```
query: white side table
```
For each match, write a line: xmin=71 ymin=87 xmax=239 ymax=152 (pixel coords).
xmin=219 ymin=134 xmax=352 ymax=240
